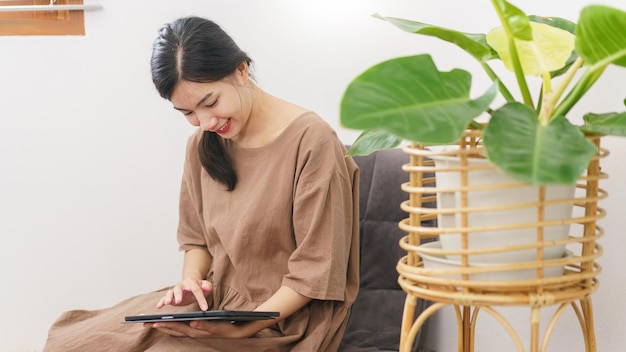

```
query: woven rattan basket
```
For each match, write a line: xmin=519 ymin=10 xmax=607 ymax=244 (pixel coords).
xmin=396 ymin=129 xmax=608 ymax=352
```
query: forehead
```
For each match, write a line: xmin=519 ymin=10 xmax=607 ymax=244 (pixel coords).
xmin=170 ymin=80 xmax=224 ymax=108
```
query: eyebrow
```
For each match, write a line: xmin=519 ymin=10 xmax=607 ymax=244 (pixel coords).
xmin=173 ymin=92 xmax=213 ymax=111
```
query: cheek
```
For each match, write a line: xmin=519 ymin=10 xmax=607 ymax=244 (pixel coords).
xmin=223 ymin=90 xmax=246 ymax=117
xmin=185 ymin=115 xmax=200 ymax=126
xmin=214 ymin=103 xmax=238 ymax=119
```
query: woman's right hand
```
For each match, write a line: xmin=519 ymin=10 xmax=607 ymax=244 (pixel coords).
xmin=156 ymin=278 xmax=212 ymax=311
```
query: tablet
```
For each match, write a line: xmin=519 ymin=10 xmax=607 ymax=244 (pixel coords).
xmin=124 ymin=310 xmax=280 ymax=323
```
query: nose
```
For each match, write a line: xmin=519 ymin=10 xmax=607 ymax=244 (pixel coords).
xmin=197 ymin=112 xmax=219 ymax=131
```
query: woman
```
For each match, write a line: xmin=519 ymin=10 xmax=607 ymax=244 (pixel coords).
xmin=43 ymin=16 xmax=359 ymax=352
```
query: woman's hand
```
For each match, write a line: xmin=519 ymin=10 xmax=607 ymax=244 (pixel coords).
xmin=144 ymin=320 xmax=253 ymax=339
xmin=156 ymin=278 xmax=212 ymax=311
xmin=148 ymin=286 xmax=311 ymax=339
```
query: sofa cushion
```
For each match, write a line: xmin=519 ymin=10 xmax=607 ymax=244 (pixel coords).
xmin=338 ymin=289 xmax=431 ymax=352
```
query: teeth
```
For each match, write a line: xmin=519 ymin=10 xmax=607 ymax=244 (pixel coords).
xmin=217 ymin=120 xmax=228 ymax=132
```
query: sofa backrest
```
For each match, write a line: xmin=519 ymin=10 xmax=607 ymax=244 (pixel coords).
xmin=353 ymin=148 xmax=409 ymax=290
xmin=340 ymin=147 xmax=436 ymax=352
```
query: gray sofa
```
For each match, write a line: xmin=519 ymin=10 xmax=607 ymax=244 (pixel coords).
xmin=339 ymin=148 xmax=435 ymax=352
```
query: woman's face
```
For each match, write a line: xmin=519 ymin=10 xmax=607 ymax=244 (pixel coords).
xmin=170 ymin=66 xmax=251 ymax=140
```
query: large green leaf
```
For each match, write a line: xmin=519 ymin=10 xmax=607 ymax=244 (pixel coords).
xmin=581 ymin=112 xmax=626 ymax=136
xmin=483 ymin=102 xmax=597 ymax=185
xmin=373 ymin=14 xmax=498 ymax=62
xmin=340 ymin=54 xmax=498 ymax=145
xmin=374 ymin=14 xmax=514 ymax=102
xmin=487 ymin=22 xmax=575 ymax=76
xmin=528 ymin=15 xmax=578 ymax=77
xmin=346 ymin=129 xmax=403 ymax=156
xmin=554 ymin=5 xmax=626 ymax=117
xmin=576 ymin=5 xmax=626 ymax=67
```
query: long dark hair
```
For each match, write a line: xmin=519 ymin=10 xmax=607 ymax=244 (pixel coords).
xmin=150 ymin=16 xmax=252 ymax=191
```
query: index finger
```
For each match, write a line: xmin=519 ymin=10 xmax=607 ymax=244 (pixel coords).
xmin=189 ymin=283 xmax=209 ymax=311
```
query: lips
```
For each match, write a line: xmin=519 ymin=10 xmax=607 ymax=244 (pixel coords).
xmin=215 ymin=119 xmax=231 ymax=134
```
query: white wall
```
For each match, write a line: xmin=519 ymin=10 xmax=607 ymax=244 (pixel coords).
xmin=0 ymin=1 xmax=624 ymax=351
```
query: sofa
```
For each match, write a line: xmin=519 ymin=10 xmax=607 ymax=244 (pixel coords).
xmin=339 ymin=148 xmax=436 ymax=352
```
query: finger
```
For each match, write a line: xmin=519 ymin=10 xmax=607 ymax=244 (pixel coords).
xmin=190 ymin=284 xmax=209 ymax=311
xmin=163 ymin=289 xmax=175 ymax=306
xmin=172 ymin=285 xmax=184 ymax=305
xmin=195 ymin=280 xmax=212 ymax=310
xmin=154 ymin=326 xmax=187 ymax=337
xmin=189 ymin=320 xmax=236 ymax=338
xmin=154 ymin=322 xmax=210 ymax=338
xmin=189 ymin=320 xmax=211 ymax=330
xmin=161 ymin=290 xmax=175 ymax=307
xmin=156 ymin=296 xmax=165 ymax=309
xmin=201 ymin=280 xmax=212 ymax=293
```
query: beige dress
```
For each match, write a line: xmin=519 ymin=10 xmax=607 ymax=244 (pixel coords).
xmin=44 ymin=112 xmax=360 ymax=352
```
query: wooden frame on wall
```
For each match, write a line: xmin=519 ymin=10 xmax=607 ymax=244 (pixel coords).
xmin=0 ymin=0 xmax=85 ymax=36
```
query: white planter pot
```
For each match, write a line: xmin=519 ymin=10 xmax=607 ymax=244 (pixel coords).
xmin=433 ymin=155 xmax=576 ymax=264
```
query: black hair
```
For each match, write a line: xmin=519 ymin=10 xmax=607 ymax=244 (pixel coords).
xmin=150 ymin=16 xmax=252 ymax=191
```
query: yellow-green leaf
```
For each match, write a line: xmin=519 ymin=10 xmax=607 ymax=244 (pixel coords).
xmin=487 ymin=22 xmax=575 ymax=76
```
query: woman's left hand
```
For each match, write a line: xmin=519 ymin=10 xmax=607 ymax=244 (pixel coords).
xmin=144 ymin=320 xmax=251 ymax=338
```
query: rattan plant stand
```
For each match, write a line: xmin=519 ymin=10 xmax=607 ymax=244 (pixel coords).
xmin=397 ymin=130 xmax=607 ymax=352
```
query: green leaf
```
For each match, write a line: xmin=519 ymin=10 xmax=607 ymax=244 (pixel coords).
xmin=528 ymin=15 xmax=576 ymax=34
xmin=483 ymin=102 xmax=597 ymax=185
xmin=491 ymin=0 xmax=533 ymax=40
xmin=346 ymin=129 xmax=403 ymax=156
xmin=576 ymin=5 xmax=626 ymax=67
xmin=373 ymin=14 xmax=498 ymax=62
xmin=340 ymin=54 xmax=498 ymax=145
xmin=528 ymin=15 xmax=578 ymax=77
xmin=581 ymin=112 xmax=626 ymax=137
xmin=555 ymin=5 xmax=626 ymax=117
xmin=487 ymin=22 xmax=575 ymax=76
xmin=374 ymin=13 xmax=515 ymax=101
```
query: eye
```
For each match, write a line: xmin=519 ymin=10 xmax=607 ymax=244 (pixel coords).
xmin=183 ymin=111 xmax=194 ymax=116
xmin=206 ymin=99 xmax=218 ymax=108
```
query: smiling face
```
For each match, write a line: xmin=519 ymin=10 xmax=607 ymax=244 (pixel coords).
xmin=170 ymin=64 xmax=253 ymax=141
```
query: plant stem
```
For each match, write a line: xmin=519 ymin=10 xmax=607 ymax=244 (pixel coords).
xmin=480 ymin=62 xmax=516 ymax=102
xmin=469 ymin=120 xmax=484 ymax=130
xmin=490 ymin=0 xmax=534 ymax=108
xmin=507 ymin=37 xmax=534 ymax=108
xmin=538 ymin=72 xmax=552 ymax=125
xmin=553 ymin=59 xmax=606 ymax=118
xmin=541 ymin=57 xmax=583 ymax=121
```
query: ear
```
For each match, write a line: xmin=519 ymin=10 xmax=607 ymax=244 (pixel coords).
xmin=236 ymin=61 xmax=249 ymax=81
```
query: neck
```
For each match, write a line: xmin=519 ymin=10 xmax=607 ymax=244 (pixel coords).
xmin=234 ymin=86 xmax=306 ymax=148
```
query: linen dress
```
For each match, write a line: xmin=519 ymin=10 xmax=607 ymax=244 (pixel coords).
xmin=43 ymin=112 xmax=360 ymax=352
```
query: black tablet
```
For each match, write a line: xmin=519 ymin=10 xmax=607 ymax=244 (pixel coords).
xmin=124 ymin=310 xmax=279 ymax=323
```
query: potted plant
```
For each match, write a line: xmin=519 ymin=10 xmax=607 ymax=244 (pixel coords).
xmin=340 ymin=0 xmax=626 ymax=268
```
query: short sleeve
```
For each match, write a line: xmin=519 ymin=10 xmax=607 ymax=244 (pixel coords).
xmin=282 ymin=127 xmax=359 ymax=301
xmin=177 ymin=130 xmax=209 ymax=251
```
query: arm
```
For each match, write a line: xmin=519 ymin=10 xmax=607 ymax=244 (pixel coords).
xmin=159 ymin=131 xmax=215 ymax=311
xmin=156 ymin=248 xmax=213 ymax=311
xmin=232 ymin=285 xmax=312 ymax=336
xmin=182 ymin=247 xmax=212 ymax=282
